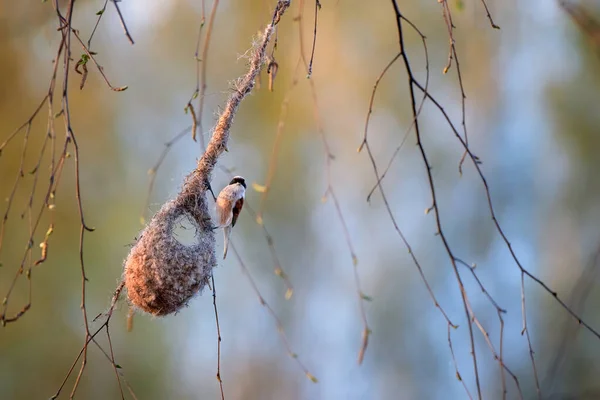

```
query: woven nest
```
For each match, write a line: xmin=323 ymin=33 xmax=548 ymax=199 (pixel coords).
xmin=124 ymin=173 xmax=216 ymax=316
xmin=121 ymin=3 xmax=290 ymax=315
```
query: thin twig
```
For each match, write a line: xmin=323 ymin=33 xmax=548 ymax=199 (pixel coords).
xmin=296 ymin=0 xmax=370 ymax=364
xmin=195 ymin=0 xmax=291 ymax=179
xmin=243 ymin=202 xmax=294 ymax=299
xmin=479 ymin=0 xmax=500 ymax=29
xmin=544 ymin=242 xmax=600 ymax=390
xmin=105 ymin=325 xmax=125 ymax=400
xmin=455 ymin=259 xmax=522 ymax=399
xmin=111 ymin=0 xmax=135 ymax=44
xmin=91 ymin=337 xmax=138 ymax=400
xmin=437 ymin=0 xmax=472 ymax=174
xmin=358 ymin=9 xmax=471 ymax=396
xmin=1 ymin=0 xmax=133 ymax=396
xmin=389 ymin=2 xmax=482 ymax=397
xmin=71 ymin=29 xmax=128 ymax=92
xmin=256 ymin=60 xmax=302 ymax=224
xmin=307 ymin=0 xmax=320 ymax=78
xmin=88 ymin=0 xmax=109 ymax=48
xmin=521 ymin=272 xmax=541 ymax=398
xmin=195 ymin=0 xmax=220 ymax=150
xmin=211 ymin=274 xmax=225 ymax=400
xmin=141 ymin=126 xmax=192 ymax=224
xmin=448 ymin=325 xmax=473 ymax=399
xmin=412 ymin=74 xmax=600 ymax=346
xmin=359 ymin=21 xmax=429 ymax=201
xmin=357 ymin=53 xmax=401 ymax=153
xmin=52 ymin=281 xmax=126 ymax=399
xmin=230 ymin=243 xmax=317 ymax=383
xmin=221 ymin=163 xmax=295 ymax=298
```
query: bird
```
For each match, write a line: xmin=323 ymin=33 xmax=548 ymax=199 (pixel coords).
xmin=214 ymin=176 xmax=246 ymax=259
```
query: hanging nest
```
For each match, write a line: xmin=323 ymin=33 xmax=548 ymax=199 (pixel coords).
xmin=124 ymin=173 xmax=215 ymax=316
xmin=122 ymin=0 xmax=291 ymax=317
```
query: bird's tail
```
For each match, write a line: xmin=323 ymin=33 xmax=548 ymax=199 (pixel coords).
xmin=223 ymin=226 xmax=232 ymax=259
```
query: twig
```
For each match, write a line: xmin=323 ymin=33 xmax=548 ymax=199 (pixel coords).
xmin=296 ymin=0 xmax=370 ymax=364
xmin=221 ymin=164 xmax=295 ymax=298
xmin=437 ymin=0 xmax=471 ymax=174
xmin=448 ymin=325 xmax=473 ymax=399
xmin=543 ymin=243 xmax=600 ymax=390
xmin=307 ymin=0 xmax=320 ymax=78
xmin=230 ymin=243 xmax=317 ymax=383
xmin=357 ymin=53 xmax=401 ymax=153
xmin=195 ymin=0 xmax=291 ymax=179
xmin=71 ymin=29 xmax=128 ymax=92
xmin=388 ymin=2 xmax=483 ymax=397
xmin=141 ymin=126 xmax=192 ymax=224
xmin=57 ymin=6 xmax=97 ymax=398
xmin=211 ymin=274 xmax=225 ymax=400
xmin=91 ymin=336 xmax=138 ymax=400
xmin=359 ymin=20 xmax=429 ymax=201
xmin=105 ymin=325 xmax=125 ymax=400
xmin=521 ymin=272 xmax=541 ymax=398
xmin=412 ymin=74 xmax=600 ymax=350
xmin=52 ymin=281 xmax=126 ymax=399
xmin=359 ymin=7 xmax=468 ymax=394
xmin=194 ymin=0 xmax=220 ymax=150
xmin=88 ymin=0 xmax=109 ymax=48
xmin=1 ymin=0 xmax=133 ymax=396
xmin=242 ymin=202 xmax=294 ymax=299
xmin=468 ymin=302 xmax=524 ymax=400
xmin=111 ymin=0 xmax=135 ymax=44
xmin=256 ymin=60 xmax=302 ymax=224
xmin=479 ymin=0 xmax=500 ymax=29
xmin=455 ymin=259 xmax=521 ymax=399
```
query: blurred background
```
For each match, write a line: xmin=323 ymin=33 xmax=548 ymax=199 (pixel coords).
xmin=1 ymin=0 xmax=600 ymax=399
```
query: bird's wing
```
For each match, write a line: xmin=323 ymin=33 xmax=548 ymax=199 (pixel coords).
xmin=216 ymin=196 xmax=233 ymax=227
xmin=231 ymin=197 xmax=244 ymax=228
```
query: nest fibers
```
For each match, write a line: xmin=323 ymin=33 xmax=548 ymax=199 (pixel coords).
xmin=124 ymin=173 xmax=216 ymax=316
xmin=122 ymin=0 xmax=292 ymax=316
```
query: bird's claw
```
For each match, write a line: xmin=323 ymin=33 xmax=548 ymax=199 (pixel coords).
xmin=204 ymin=179 xmax=217 ymax=201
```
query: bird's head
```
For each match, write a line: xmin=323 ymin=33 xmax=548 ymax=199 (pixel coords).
xmin=229 ymin=176 xmax=246 ymax=188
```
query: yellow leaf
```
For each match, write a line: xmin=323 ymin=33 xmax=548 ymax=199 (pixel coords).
xmin=252 ymin=182 xmax=267 ymax=193
xmin=285 ymin=288 xmax=293 ymax=300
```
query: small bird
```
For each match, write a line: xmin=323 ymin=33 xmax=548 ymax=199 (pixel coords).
xmin=215 ymin=176 xmax=246 ymax=259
